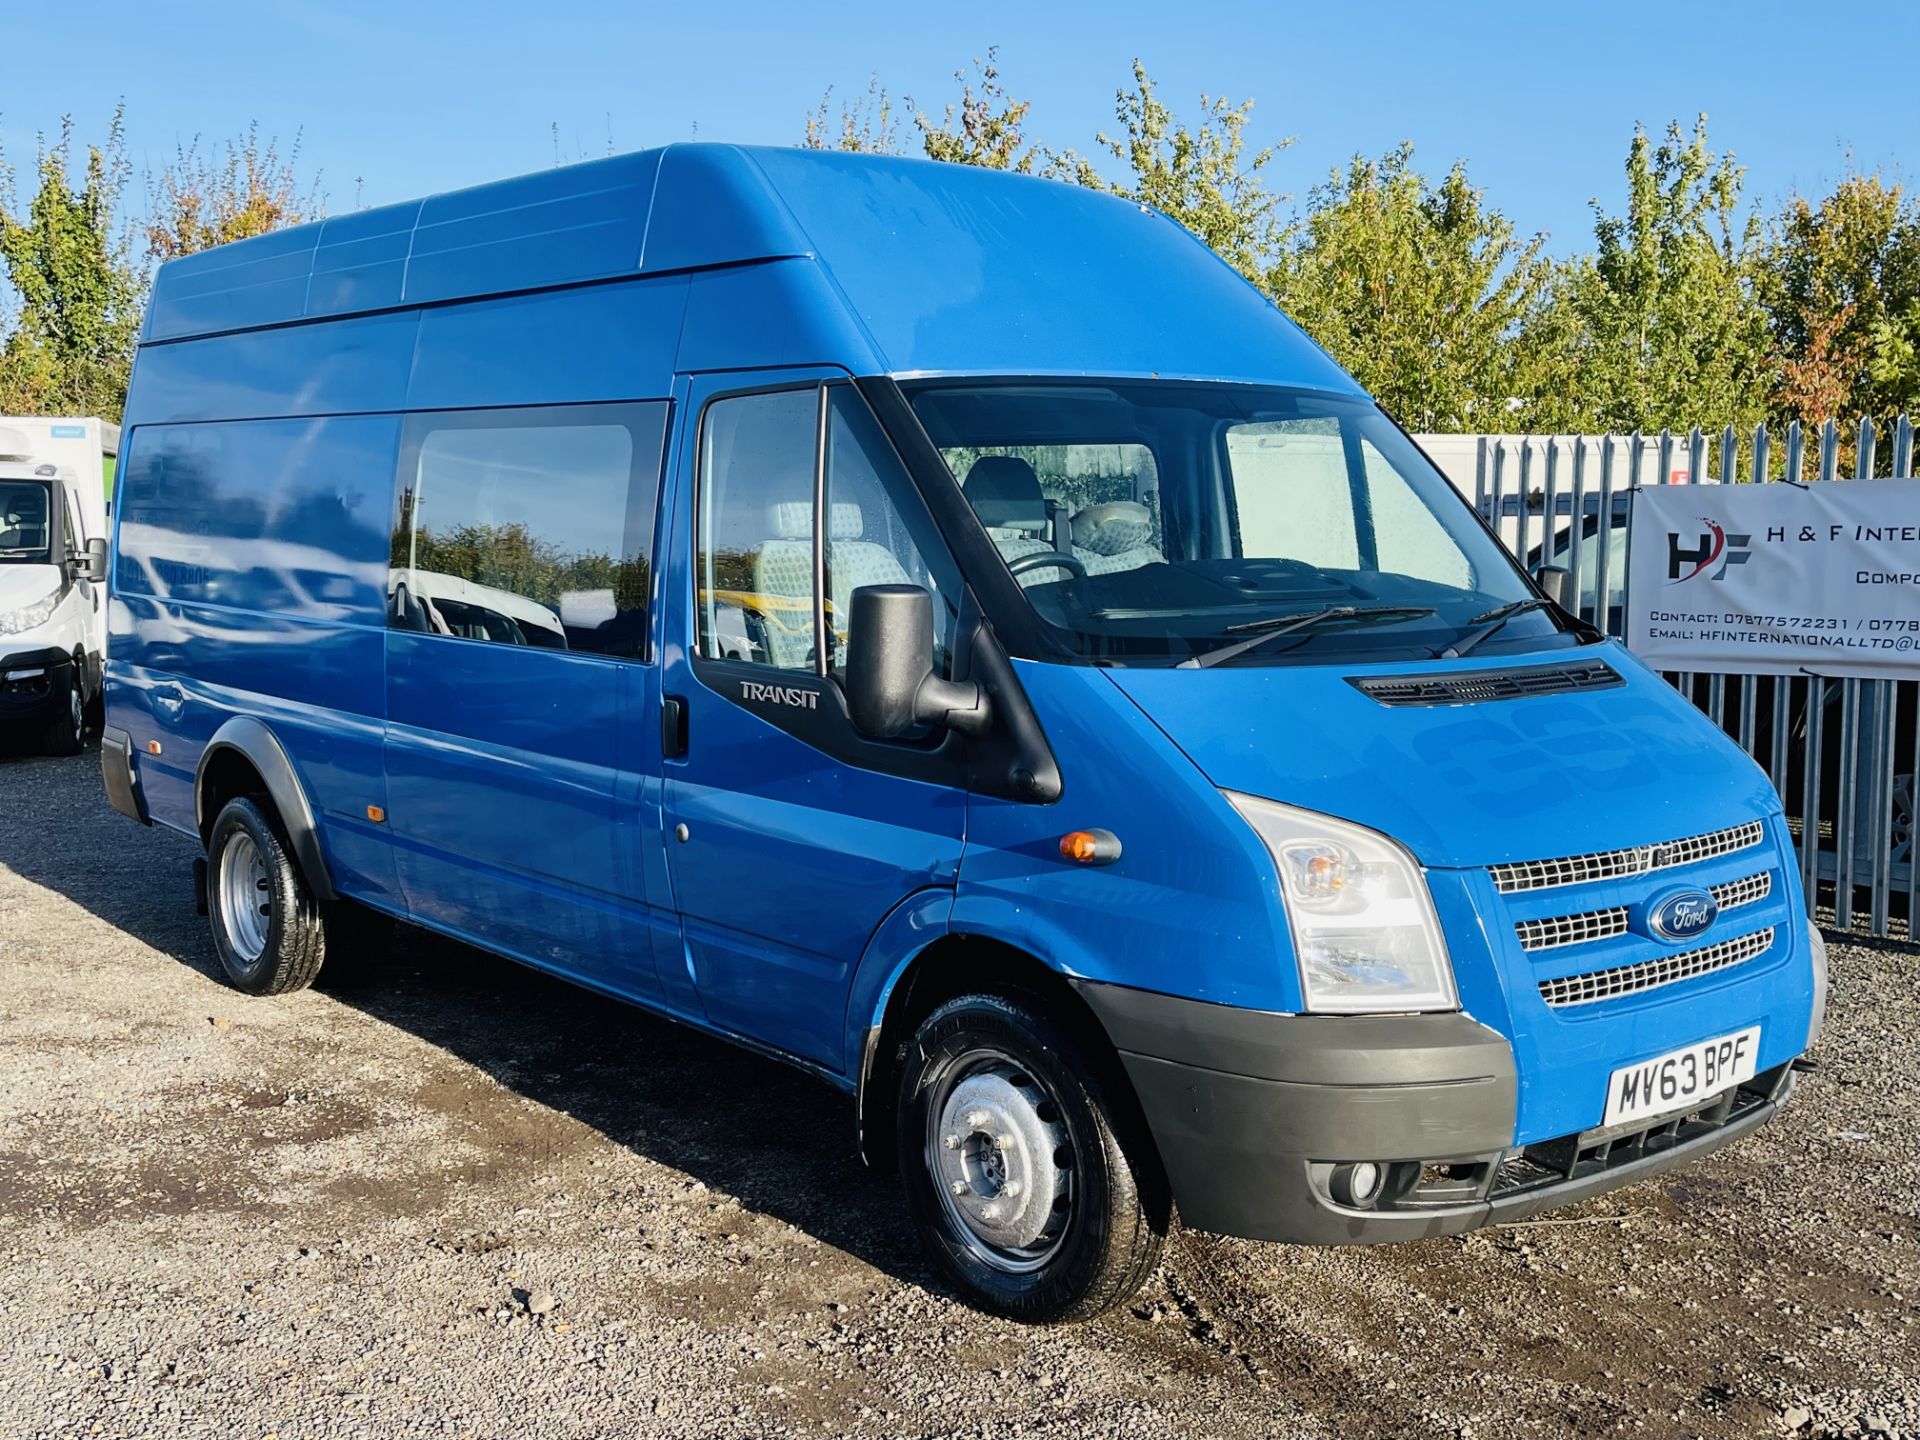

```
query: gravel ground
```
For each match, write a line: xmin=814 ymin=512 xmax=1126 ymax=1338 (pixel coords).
xmin=1 ymin=742 xmax=1916 ymax=1440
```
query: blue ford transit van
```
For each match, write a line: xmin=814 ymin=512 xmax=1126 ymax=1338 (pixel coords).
xmin=100 ymin=145 xmax=1826 ymax=1322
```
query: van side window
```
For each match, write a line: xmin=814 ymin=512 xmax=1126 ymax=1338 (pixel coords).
xmin=823 ymin=387 xmax=959 ymax=677
xmin=696 ymin=385 xmax=958 ymax=677
xmin=696 ymin=388 xmax=819 ymax=670
xmin=59 ymin=486 xmax=81 ymax=560
xmin=389 ymin=402 xmax=667 ymax=658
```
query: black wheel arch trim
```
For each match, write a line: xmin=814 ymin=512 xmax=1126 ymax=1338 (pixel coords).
xmin=194 ymin=716 xmax=337 ymax=901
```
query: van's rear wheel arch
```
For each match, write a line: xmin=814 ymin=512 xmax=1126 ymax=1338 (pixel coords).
xmin=194 ymin=719 xmax=336 ymax=903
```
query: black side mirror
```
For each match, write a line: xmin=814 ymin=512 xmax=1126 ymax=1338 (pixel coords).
xmin=77 ymin=536 xmax=108 ymax=583
xmin=1535 ymin=564 xmax=1571 ymax=608
xmin=846 ymin=584 xmax=991 ymax=740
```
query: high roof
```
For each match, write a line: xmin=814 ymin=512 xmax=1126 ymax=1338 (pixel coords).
xmin=142 ymin=144 xmax=1358 ymax=390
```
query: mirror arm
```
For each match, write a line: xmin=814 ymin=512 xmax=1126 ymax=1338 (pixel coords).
xmin=914 ymin=675 xmax=989 ymax=736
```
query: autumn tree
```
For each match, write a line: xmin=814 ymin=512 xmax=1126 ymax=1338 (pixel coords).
xmin=1758 ymin=172 xmax=1920 ymax=431
xmin=145 ymin=125 xmax=321 ymax=262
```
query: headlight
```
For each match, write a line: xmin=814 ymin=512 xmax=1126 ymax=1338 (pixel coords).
xmin=1225 ymin=792 xmax=1457 ymax=1014
xmin=0 ymin=585 xmax=60 ymax=636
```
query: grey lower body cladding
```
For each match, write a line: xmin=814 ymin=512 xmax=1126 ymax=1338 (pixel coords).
xmin=1071 ymin=979 xmax=1787 ymax=1244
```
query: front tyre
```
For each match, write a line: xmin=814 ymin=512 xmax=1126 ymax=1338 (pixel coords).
xmin=896 ymin=992 xmax=1168 ymax=1323
xmin=205 ymin=797 xmax=327 ymax=995
xmin=37 ymin=668 xmax=85 ymax=756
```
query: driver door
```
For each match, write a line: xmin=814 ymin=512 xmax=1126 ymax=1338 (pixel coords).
xmin=657 ymin=372 xmax=969 ymax=1070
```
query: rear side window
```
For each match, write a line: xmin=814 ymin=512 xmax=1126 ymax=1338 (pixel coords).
xmin=115 ymin=417 xmax=400 ymax=622
xmin=388 ymin=402 xmax=668 ymax=658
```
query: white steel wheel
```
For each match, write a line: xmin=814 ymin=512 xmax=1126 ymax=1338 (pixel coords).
xmin=897 ymin=991 xmax=1169 ymax=1323
xmin=217 ymin=830 xmax=271 ymax=963
xmin=925 ymin=1047 xmax=1075 ymax=1274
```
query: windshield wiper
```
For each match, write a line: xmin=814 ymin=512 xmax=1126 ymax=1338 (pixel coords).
xmin=1178 ymin=605 xmax=1438 ymax=669
xmin=1441 ymin=597 xmax=1555 ymax=659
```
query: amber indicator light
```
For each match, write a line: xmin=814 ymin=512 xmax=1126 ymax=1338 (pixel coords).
xmin=146 ymin=740 xmax=162 ymax=755
xmin=1058 ymin=828 xmax=1122 ymax=866
xmin=366 ymin=805 xmax=386 ymax=823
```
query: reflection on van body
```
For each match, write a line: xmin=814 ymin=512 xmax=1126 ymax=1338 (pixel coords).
xmin=388 ymin=568 xmax=566 ymax=649
xmin=101 ymin=145 xmax=1823 ymax=1324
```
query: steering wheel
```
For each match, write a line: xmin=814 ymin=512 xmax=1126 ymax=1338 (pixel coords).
xmin=1007 ymin=550 xmax=1087 ymax=581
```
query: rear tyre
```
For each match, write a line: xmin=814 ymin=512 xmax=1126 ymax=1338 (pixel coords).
xmin=205 ymin=797 xmax=327 ymax=995
xmin=37 ymin=669 xmax=85 ymax=756
xmin=896 ymin=991 xmax=1168 ymax=1323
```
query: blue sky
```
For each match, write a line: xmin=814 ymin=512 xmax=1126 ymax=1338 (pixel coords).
xmin=3 ymin=0 xmax=1915 ymax=257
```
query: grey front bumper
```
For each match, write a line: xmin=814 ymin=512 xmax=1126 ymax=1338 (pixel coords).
xmin=1075 ymin=979 xmax=1788 ymax=1245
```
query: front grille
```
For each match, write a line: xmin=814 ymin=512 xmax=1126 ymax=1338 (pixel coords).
xmin=1490 ymin=819 xmax=1766 ymax=895
xmin=1514 ymin=869 xmax=1773 ymax=954
xmin=1712 ymin=870 xmax=1772 ymax=910
xmin=1350 ymin=661 xmax=1622 ymax=707
xmin=1538 ymin=926 xmax=1775 ymax=1008
xmin=1515 ymin=906 xmax=1629 ymax=952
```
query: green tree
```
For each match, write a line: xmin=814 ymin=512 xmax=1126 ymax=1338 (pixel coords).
xmin=1758 ymin=172 xmax=1920 ymax=430
xmin=916 ymin=50 xmax=1047 ymax=172
xmin=804 ymin=74 xmax=905 ymax=155
xmin=146 ymin=124 xmax=321 ymax=262
xmin=1272 ymin=144 xmax=1553 ymax=430
xmin=1530 ymin=117 xmax=1770 ymax=435
xmin=0 ymin=110 xmax=143 ymax=419
xmin=1089 ymin=60 xmax=1291 ymax=281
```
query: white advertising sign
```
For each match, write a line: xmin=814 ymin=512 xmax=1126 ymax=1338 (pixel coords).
xmin=1627 ymin=479 xmax=1920 ymax=678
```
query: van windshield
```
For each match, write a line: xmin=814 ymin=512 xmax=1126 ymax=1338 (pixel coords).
xmin=0 ymin=481 xmax=52 ymax=563
xmin=907 ymin=381 xmax=1570 ymax=666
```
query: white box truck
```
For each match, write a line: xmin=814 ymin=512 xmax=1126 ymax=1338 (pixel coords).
xmin=0 ymin=417 xmax=115 ymax=753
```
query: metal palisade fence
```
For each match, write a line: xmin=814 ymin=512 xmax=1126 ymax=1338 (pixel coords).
xmin=1471 ymin=415 xmax=1920 ymax=939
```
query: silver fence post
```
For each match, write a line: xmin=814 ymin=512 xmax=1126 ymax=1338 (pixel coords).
xmin=1490 ymin=440 xmax=1507 ymax=557
xmin=1568 ymin=438 xmax=1589 ymax=624
xmin=1516 ymin=439 xmax=1534 ymax=571
xmin=1542 ymin=438 xmax=1561 ymax=585
xmin=1596 ymin=435 xmax=1620 ymax=636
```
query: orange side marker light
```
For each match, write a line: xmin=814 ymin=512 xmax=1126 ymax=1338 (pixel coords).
xmin=365 ymin=805 xmax=386 ymax=823
xmin=1059 ymin=829 xmax=1122 ymax=866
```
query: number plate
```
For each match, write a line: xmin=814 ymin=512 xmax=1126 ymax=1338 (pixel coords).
xmin=1602 ymin=1026 xmax=1761 ymax=1129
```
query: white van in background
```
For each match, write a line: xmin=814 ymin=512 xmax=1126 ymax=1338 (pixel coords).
xmin=0 ymin=418 xmax=115 ymax=753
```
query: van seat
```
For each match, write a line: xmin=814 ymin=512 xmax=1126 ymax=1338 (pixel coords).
xmin=1070 ymin=500 xmax=1161 ymax=576
xmin=755 ymin=501 xmax=914 ymax=667
xmin=962 ymin=456 xmax=1074 ymax=586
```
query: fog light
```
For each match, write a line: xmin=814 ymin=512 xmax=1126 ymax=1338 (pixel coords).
xmin=1329 ymin=1161 xmax=1383 ymax=1209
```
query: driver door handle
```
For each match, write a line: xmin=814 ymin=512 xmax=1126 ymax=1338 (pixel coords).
xmin=662 ymin=694 xmax=688 ymax=759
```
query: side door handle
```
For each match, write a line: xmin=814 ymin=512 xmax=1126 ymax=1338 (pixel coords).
xmin=661 ymin=694 xmax=689 ymax=759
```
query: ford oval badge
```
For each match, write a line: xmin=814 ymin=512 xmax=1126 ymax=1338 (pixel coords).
xmin=1648 ymin=888 xmax=1719 ymax=943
